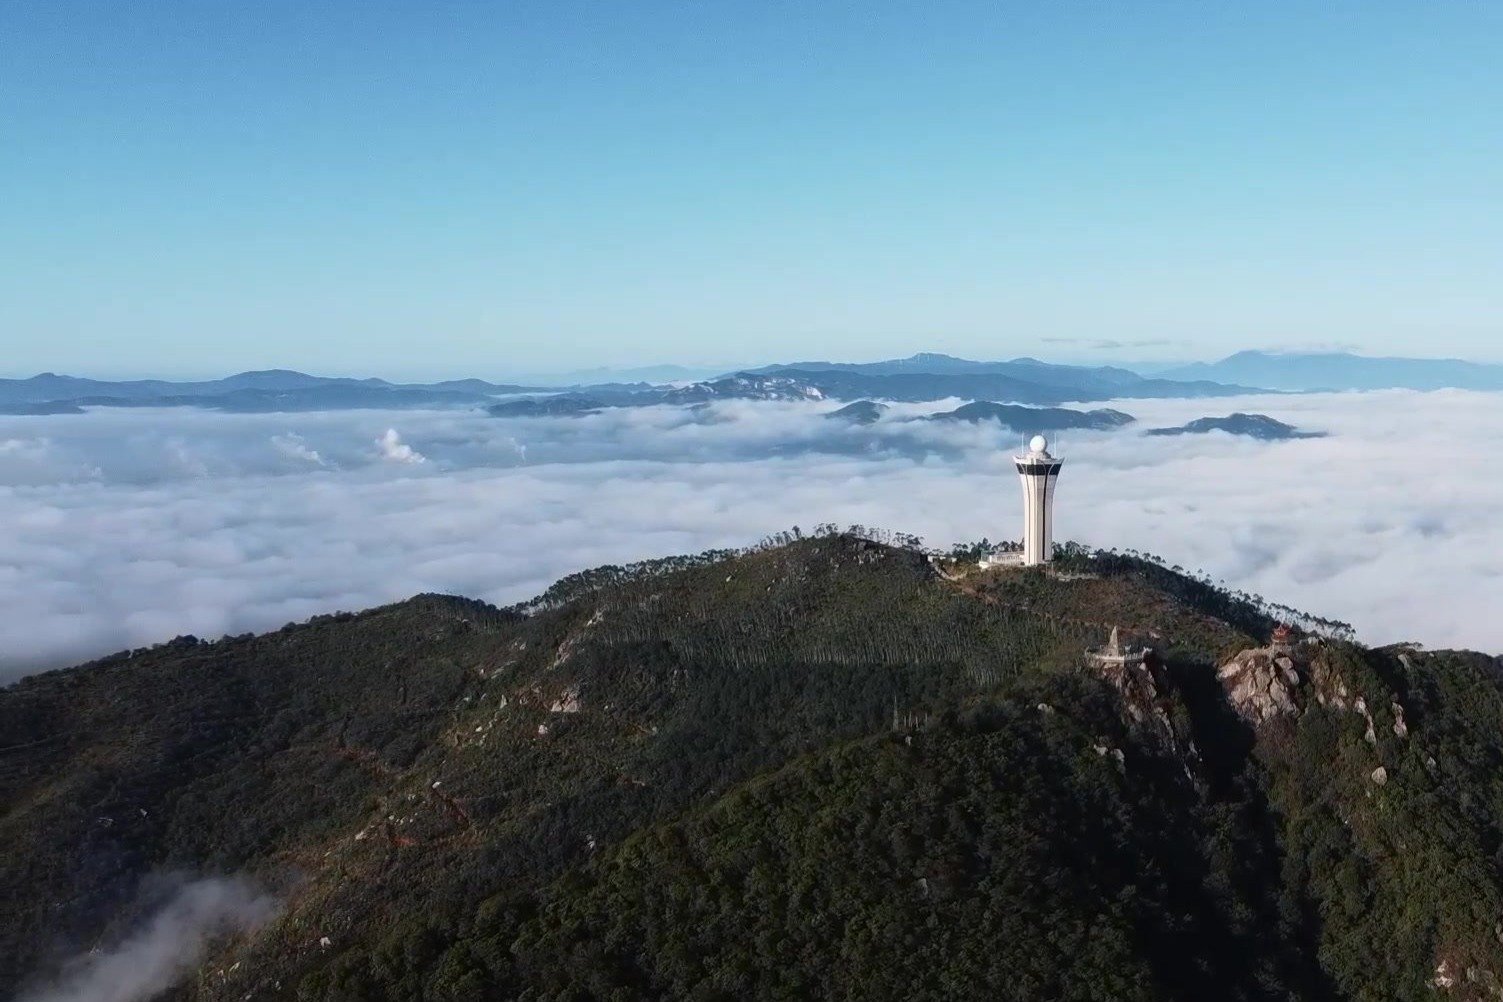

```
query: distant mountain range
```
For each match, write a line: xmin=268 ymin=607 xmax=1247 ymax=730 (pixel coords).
xmin=5 ymin=350 xmax=1499 ymax=416
xmin=1157 ymin=350 xmax=1503 ymax=392
xmin=743 ymin=353 xmax=1257 ymax=402
xmin=486 ymin=357 xmax=1254 ymax=418
xmin=484 ymin=374 xmax=829 ymax=418
xmin=0 ymin=355 xmax=1251 ymax=416
xmin=0 ymin=370 xmax=550 ymax=414
xmin=519 ymin=363 xmax=740 ymax=386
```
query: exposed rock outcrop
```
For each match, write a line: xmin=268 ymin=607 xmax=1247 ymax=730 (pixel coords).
xmin=1217 ymin=648 xmax=1303 ymax=725
xmin=549 ymin=685 xmax=582 ymax=714
xmin=1217 ymin=636 xmax=1393 ymax=734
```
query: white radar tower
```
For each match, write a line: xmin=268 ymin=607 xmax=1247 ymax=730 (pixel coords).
xmin=1015 ymin=434 xmax=1063 ymax=565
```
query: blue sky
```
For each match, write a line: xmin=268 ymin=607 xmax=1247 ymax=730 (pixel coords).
xmin=2 ymin=1 xmax=1499 ymax=379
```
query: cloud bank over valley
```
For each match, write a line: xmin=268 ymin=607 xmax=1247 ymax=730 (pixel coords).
xmin=2 ymin=390 xmax=1500 ymax=678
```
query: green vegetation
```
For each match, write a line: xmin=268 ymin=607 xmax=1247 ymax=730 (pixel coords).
xmin=2 ymin=533 xmax=1501 ymax=1001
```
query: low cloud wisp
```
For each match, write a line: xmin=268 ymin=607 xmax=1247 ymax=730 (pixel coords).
xmin=1 ymin=390 xmax=1500 ymax=679
xmin=376 ymin=427 xmax=425 ymax=464
xmin=17 ymin=876 xmax=278 ymax=1002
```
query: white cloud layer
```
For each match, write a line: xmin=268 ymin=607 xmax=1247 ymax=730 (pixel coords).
xmin=1 ymin=390 xmax=1500 ymax=680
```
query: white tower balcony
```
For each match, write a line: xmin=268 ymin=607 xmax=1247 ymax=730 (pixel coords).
xmin=1014 ymin=434 xmax=1063 ymax=566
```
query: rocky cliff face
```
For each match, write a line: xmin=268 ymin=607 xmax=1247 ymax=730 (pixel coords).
xmin=1218 ymin=644 xmax=1305 ymax=725
xmin=1217 ymin=639 xmax=1402 ymax=744
xmin=1090 ymin=650 xmax=1184 ymax=753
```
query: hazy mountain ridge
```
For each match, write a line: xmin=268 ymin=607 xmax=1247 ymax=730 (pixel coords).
xmin=746 ymin=352 xmax=1168 ymax=388
xmin=482 ymin=358 xmax=1256 ymax=418
xmin=1158 ymin=351 xmax=1503 ymax=392
xmin=0 ymin=370 xmax=548 ymax=413
xmin=3 ymin=355 xmax=1253 ymax=416
xmin=4 ymin=533 xmax=1503 ymax=1000
xmin=15 ymin=349 xmax=1501 ymax=417
xmin=725 ymin=358 xmax=1256 ymax=404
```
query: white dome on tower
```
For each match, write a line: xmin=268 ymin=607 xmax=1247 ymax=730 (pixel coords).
xmin=1029 ymin=434 xmax=1049 ymax=454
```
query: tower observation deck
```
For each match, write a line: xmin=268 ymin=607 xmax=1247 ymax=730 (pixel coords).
xmin=1015 ymin=435 xmax=1063 ymax=565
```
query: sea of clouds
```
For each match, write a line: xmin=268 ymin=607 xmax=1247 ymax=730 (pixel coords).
xmin=2 ymin=389 xmax=1500 ymax=680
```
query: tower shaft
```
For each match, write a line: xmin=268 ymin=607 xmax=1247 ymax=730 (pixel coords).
xmin=1015 ymin=439 xmax=1063 ymax=566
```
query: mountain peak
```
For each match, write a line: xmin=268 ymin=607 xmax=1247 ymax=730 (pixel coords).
xmin=8 ymin=533 xmax=1502 ymax=1001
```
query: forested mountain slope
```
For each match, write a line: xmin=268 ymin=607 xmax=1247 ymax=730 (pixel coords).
xmin=3 ymin=534 xmax=1502 ymax=1001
